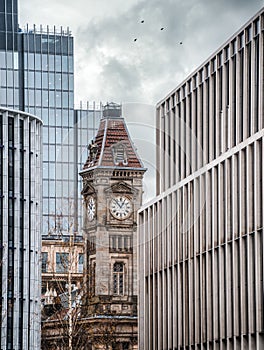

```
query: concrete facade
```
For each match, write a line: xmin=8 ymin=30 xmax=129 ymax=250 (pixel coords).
xmin=0 ymin=108 xmax=42 ymax=349
xmin=139 ymin=8 xmax=264 ymax=350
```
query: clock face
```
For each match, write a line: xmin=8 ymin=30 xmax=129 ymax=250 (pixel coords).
xmin=87 ymin=197 xmax=96 ymax=221
xmin=110 ymin=196 xmax=132 ymax=220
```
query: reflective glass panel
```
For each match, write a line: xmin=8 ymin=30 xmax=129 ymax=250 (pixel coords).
xmin=62 ymin=91 xmax=68 ymax=108
xmin=0 ymin=52 xmax=6 ymax=68
xmin=49 ymin=127 xmax=55 ymax=143
xmin=56 ymin=92 xmax=62 ymax=108
xmin=69 ymin=74 xmax=73 ymax=90
xmin=42 ymin=90 xmax=48 ymax=107
xmin=0 ymin=69 xmax=6 ymax=86
xmin=43 ymin=145 xmax=49 ymax=161
xmin=49 ymin=162 xmax=55 ymax=179
xmin=7 ymin=70 xmax=13 ymax=87
xmin=55 ymin=73 xmax=61 ymax=90
xmin=41 ymin=108 xmax=49 ymax=125
xmin=62 ymin=73 xmax=68 ymax=90
xmin=35 ymin=90 xmax=41 ymax=107
xmin=49 ymin=145 xmax=56 ymax=161
xmin=42 ymin=72 xmax=48 ymax=89
xmin=35 ymin=54 xmax=41 ymax=70
xmin=29 ymin=89 xmax=34 ymax=106
xmin=28 ymin=53 xmax=34 ymax=70
xmin=42 ymin=55 xmax=48 ymax=71
xmin=14 ymin=71 xmax=18 ymax=87
xmin=48 ymin=73 xmax=54 ymax=88
xmin=48 ymin=55 xmax=54 ymax=71
xmin=6 ymin=52 xmax=13 ymax=68
xmin=0 ymin=90 xmax=6 ymax=104
xmin=43 ymin=162 xmax=48 ymax=178
xmin=49 ymin=180 xmax=56 ymax=197
xmin=27 ymin=71 xmax=34 ymax=88
xmin=35 ymin=72 xmax=41 ymax=88
xmin=55 ymin=127 xmax=62 ymax=143
xmin=43 ymin=199 xmax=49 ymax=213
xmin=49 ymin=91 xmax=55 ymax=107
xmin=55 ymin=56 xmax=61 ymax=72
xmin=13 ymin=53 xmax=18 ymax=69
xmin=69 ymin=57 xmax=73 ymax=73
xmin=48 ymin=109 xmax=56 ymax=126
xmin=62 ymin=55 xmax=68 ymax=72
xmin=7 ymin=88 xmax=13 ymax=105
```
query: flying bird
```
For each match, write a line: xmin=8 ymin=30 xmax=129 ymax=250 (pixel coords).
xmin=141 ymin=20 xmax=144 ymax=23
xmin=180 ymin=41 xmax=183 ymax=45
xmin=160 ymin=27 xmax=164 ymax=30
xmin=134 ymin=38 xmax=137 ymax=42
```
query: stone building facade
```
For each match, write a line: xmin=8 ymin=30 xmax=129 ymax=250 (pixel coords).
xmin=139 ymin=7 xmax=264 ymax=350
xmin=41 ymin=236 xmax=84 ymax=305
xmin=80 ymin=103 xmax=146 ymax=350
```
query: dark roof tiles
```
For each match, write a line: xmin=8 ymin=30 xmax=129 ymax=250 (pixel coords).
xmin=83 ymin=117 xmax=144 ymax=170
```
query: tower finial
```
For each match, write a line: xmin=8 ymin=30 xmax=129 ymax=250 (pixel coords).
xmin=103 ymin=102 xmax=122 ymax=118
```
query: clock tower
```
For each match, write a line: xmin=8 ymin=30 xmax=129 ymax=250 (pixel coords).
xmin=80 ymin=103 xmax=146 ymax=350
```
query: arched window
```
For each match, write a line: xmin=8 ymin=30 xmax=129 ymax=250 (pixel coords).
xmin=113 ymin=262 xmax=124 ymax=295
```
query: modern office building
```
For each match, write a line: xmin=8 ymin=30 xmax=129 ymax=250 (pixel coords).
xmin=0 ymin=0 xmax=101 ymax=238
xmin=0 ymin=0 xmax=19 ymax=109
xmin=74 ymin=104 xmax=102 ymax=232
xmin=0 ymin=0 xmax=101 ymax=348
xmin=0 ymin=108 xmax=42 ymax=349
xmin=139 ymin=7 xmax=264 ymax=350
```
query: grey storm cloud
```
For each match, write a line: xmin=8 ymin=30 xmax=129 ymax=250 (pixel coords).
xmin=99 ymin=58 xmax=143 ymax=102
xmin=75 ymin=0 xmax=263 ymax=103
xmin=20 ymin=0 xmax=264 ymax=103
xmin=19 ymin=0 xmax=264 ymax=201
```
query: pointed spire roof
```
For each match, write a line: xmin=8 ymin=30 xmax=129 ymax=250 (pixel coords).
xmin=83 ymin=103 xmax=145 ymax=171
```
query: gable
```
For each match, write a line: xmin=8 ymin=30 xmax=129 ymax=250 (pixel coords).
xmin=81 ymin=181 xmax=96 ymax=196
xmin=105 ymin=181 xmax=138 ymax=195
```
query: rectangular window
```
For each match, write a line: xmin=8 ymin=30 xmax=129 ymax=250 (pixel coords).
xmin=62 ymin=55 xmax=68 ymax=72
xmin=56 ymin=252 xmax=69 ymax=273
xmin=113 ymin=262 xmax=124 ymax=295
xmin=48 ymin=55 xmax=55 ymax=71
xmin=41 ymin=252 xmax=48 ymax=272
xmin=78 ymin=254 xmax=84 ymax=273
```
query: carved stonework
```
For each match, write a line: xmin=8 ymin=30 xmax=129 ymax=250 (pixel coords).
xmin=85 ymin=140 xmax=99 ymax=167
xmin=105 ymin=181 xmax=136 ymax=195
xmin=81 ymin=181 xmax=95 ymax=197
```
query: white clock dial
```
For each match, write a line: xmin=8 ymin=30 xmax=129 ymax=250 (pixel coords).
xmin=110 ymin=196 xmax=132 ymax=220
xmin=87 ymin=197 xmax=96 ymax=221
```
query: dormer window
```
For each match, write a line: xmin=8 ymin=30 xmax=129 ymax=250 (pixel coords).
xmin=112 ymin=142 xmax=128 ymax=166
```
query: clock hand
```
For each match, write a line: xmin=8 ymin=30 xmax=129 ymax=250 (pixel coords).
xmin=114 ymin=198 xmax=122 ymax=208
xmin=120 ymin=198 xmax=127 ymax=208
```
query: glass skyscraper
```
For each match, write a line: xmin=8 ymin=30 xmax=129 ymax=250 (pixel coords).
xmin=21 ymin=25 xmax=76 ymax=236
xmin=0 ymin=0 xmax=101 ymax=238
xmin=74 ymin=103 xmax=102 ymax=231
xmin=0 ymin=0 xmax=19 ymax=109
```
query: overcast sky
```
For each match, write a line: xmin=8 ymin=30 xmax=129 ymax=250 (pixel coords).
xmin=19 ymin=0 xmax=264 ymax=201
xmin=19 ymin=0 xmax=264 ymax=105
